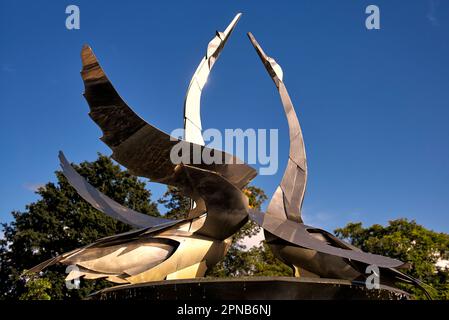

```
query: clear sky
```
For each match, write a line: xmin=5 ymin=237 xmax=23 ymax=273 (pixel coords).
xmin=1 ymin=0 xmax=448 ymax=234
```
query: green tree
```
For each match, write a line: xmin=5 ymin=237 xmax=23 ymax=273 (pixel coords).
xmin=158 ymin=186 xmax=191 ymax=219
xmin=245 ymin=242 xmax=292 ymax=276
xmin=0 ymin=154 xmax=160 ymax=300
xmin=19 ymin=276 xmax=52 ymax=300
xmin=335 ymin=219 xmax=449 ymax=299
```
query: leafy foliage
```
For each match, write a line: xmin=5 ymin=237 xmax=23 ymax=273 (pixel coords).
xmin=158 ymin=186 xmax=191 ymax=220
xmin=335 ymin=219 xmax=449 ymax=299
xmin=19 ymin=276 xmax=52 ymax=300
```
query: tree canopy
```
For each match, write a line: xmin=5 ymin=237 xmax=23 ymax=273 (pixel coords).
xmin=335 ymin=219 xmax=449 ymax=299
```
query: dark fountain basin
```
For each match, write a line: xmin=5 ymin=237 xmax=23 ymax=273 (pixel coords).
xmin=89 ymin=276 xmax=409 ymax=300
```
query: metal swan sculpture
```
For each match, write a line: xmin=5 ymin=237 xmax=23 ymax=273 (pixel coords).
xmin=27 ymin=14 xmax=429 ymax=298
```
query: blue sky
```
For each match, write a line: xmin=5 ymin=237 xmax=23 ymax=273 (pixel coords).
xmin=1 ymin=0 xmax=448 ymax=234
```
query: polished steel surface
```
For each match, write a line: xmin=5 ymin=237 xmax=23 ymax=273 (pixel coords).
xmin=81 ymin=40 xmax=256 ymax=222
xmin=180 ymin=164 xmax=249 ymax=239
xmin=183 ymin=13 xmax=242 ymax=214
xmin=184 ymin=13 xmax=241 ymax=146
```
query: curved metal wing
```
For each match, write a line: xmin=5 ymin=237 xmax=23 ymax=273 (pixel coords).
xmin=248 ymin=33 xmax=306 ymax=223
xmin=26 ymin=216 xmax=185 ymax=274
xmin=59 ymin=151 xmax=174 ymax=229
xmin=184 ymin=13 xmax=241 ymax=145
xmin=180 ymin=165 xmax=249 ymax=240
xmin=248 ymin=209 xmax=404 ymax=268
xmin=80 ymin=45 xmax=257 ymax=190
xmin=61 ymin=150 xmax=248 ymax=240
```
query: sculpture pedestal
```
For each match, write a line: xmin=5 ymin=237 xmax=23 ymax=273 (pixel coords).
xmin=89 ymin=276 xmax=409 ymax=300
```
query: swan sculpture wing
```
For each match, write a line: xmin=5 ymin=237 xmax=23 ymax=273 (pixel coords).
xmin=248 ymin=210 xmax=403 ymax=268
xmin=81 ymin=45 xmax=256 ymax=190
xmin=184 ymin=13 xmax=241 ymax=145
xmin=59 ymin=151 xmax=175 ymax=229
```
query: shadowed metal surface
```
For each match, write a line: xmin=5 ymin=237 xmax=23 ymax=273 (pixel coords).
xmin=246 ymin=33 xmax=401 ymax=266
xmin=26 ymin=220 xmax=183 ymax=276
xmin=184 ymin=13 xmax=241 ymax=146
xmin=181 ymin=165 xmax=249 ymax=239
xmin=28 ymin=218 xmax=227 ymax=284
